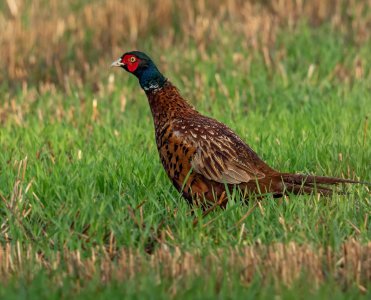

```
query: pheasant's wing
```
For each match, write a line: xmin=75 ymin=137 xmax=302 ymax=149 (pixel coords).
xmin=175 ymin=118 xmax=265 ymax=184
xmin=191 ymin=137 xmax=265 ymax=184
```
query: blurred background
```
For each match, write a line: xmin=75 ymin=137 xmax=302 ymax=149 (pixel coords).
xmin=1 ymin=0 xmax=370 ymax=92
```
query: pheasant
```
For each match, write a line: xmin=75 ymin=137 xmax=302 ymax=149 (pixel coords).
xmin=111 ymin=51 xmax=367 ymax=207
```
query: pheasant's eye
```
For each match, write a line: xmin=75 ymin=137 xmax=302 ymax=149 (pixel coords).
xmin=130 ymin=56 xmax=136 ymax=63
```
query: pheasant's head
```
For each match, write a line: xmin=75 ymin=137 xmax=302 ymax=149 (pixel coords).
xmin=111 ymin=51 xmax=166 ymax=91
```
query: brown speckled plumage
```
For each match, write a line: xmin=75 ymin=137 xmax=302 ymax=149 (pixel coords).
xmin=112 ymin=51 xmax=365 ymax=207
xmin=147 ymin=81 xmax=276 ymax=205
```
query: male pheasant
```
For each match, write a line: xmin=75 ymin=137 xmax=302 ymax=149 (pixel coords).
xmin=111 ymin=51 xmax=366 ymax=207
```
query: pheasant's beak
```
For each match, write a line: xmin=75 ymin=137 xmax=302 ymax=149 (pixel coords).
xmin=111 ymin=58 xmax=125 ymax=68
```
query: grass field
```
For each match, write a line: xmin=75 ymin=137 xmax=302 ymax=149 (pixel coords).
xmin=0 ymin=0 xmax=370 ymax=299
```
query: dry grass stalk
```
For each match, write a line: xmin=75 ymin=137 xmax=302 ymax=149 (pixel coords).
xmin=0 ymin=239 xmax=370 ymax=291
xmin=1 ymin=0 xmax=370 ymax=89
xmin=0 ymin=158 xmax=33 ymax=240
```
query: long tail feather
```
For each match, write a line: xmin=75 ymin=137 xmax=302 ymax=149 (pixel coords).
xmin=281 ymin=173 xmax=365 ymax=185
xmin=278 ymin=173 xmax=370 ymax=196
xmin=284 ymin=183 xmax=334 ymax=196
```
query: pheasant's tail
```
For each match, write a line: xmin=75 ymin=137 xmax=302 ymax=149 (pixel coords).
xmin=278 ymin=173 xmax=370 ymax=196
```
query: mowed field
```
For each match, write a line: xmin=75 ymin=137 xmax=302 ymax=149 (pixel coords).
xmin=0 ymin=0 xmax=370 ymax=299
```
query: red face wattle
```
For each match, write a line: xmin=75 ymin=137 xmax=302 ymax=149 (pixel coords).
xmin=121 ymin=54 xmax=140 ymax=73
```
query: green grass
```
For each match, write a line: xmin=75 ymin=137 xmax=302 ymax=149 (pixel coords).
xmin=1 ymin=272 xmax=368 ymax=300
xmin=0 ymin=19 xmax=370 ymax=299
